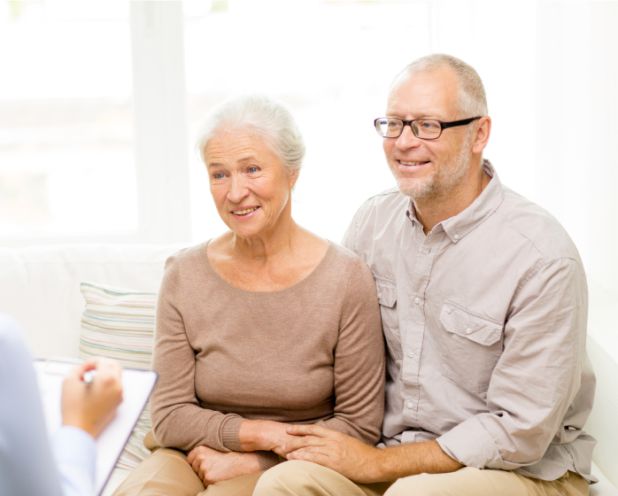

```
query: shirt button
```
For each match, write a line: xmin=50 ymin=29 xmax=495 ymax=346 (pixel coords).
xmin=454 ymin=233 xmax=460 ymax=240
xmin=465 ymin=327 xmax=472 ymax=334
xmin=407 ymin=352 xmax=415 ymax=358
xmin=414 ymin=297 xmax=421 ymax=305
xmin=406 ymin=401 xmax=413 ymax=409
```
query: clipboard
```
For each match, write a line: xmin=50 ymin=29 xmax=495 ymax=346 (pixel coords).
xmin=34 ymin=359 xmax=158 ymax=495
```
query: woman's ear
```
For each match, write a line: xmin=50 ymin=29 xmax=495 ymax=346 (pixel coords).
xmin=288 ymin=168 xmax=300 ymax=189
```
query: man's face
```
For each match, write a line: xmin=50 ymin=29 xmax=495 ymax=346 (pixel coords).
xmin=383 ymin=66 xmax=476 ymax=201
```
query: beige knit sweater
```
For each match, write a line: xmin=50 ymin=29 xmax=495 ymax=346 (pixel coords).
xmin=151 ymin=242 xmax=385 ymax=453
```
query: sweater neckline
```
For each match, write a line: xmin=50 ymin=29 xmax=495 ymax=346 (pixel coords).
xmin=201 ymin=240 xmax=334 ymax=296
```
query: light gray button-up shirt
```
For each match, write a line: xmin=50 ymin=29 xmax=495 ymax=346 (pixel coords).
xmin=343 ymin=161 xmax=596 ymax=482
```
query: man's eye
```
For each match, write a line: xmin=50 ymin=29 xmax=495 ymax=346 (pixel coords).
xmin=211 ymin=171 xmax=225 ymax=180
xmin=419 ymin=120 xmax=440 ymax=130
xmin=387 ymin=120 xmax=401 ymax=129
xmin=247 ymin=166 xmax=260 ymax=174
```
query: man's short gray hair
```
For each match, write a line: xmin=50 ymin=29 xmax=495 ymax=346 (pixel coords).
xmin=400 ymin=54 xmax=488 ymax=116
xmin=197 ymin=95 xmax=305 ymax=173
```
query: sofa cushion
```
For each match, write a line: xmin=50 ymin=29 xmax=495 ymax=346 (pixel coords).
xmin=591 ymin=462 xmax=618 ymax=495
xmin=79 ymin=281 xmax=157 ymax=470
xmin=0 ymin=244 xmax=176 ymax=358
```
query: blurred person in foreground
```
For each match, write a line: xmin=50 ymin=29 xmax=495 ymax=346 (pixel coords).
xmin=0 ymin=313 xmax=123 ymax=496
xmin=253 ymin=54 xmax=596 ymax=496
xmin=114 ymin=95 xmax=385 ymax=496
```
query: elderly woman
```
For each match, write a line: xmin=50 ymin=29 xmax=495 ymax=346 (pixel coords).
xmin=114 ymin=96 xmax=385 ymax=496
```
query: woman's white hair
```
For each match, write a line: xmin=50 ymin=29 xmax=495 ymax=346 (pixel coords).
xmin=400 ymin=53 xmax=488 ymax=116
xmin=196 ymin=95 xmax=306 ymax=173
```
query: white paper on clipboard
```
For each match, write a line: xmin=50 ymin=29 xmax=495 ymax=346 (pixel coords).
xmin=34 ymin=359 xmax=157 ymax=495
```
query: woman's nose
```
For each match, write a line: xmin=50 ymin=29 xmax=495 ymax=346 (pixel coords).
xmin=227 ymin=175 xmax=249 ymax=203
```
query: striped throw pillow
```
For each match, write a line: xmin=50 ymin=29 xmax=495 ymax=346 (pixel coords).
xmin=79 ymin=281 xmax=157 ymax=470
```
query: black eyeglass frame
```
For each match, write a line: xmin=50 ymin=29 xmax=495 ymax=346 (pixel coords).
xmin=373 ymin=116 xmax=482 ymax=140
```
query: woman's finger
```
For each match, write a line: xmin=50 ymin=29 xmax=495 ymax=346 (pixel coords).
xmin=287 ymin=446 xmax=327 ymax=464
xmin=286 ymin=423 xmax=330 ymax=437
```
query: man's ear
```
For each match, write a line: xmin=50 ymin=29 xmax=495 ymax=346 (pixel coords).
xmin=472 ymin=116 xmax=491 ymax=154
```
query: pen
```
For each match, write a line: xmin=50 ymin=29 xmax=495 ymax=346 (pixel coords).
xmin=82 ymin=370 xmax=96 ymax=385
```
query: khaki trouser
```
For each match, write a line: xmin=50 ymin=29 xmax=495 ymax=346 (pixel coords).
xmin=112 ymin=447 xmax=263 ymax=496
xmin=252 ymin=460 xmax=589 ymax=496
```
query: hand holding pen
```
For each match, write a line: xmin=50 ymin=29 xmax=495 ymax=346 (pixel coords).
xmin=61 ymin=358 xmax=123 ymax=438
xmin=82 ymin=369 xmax=96 ymax=385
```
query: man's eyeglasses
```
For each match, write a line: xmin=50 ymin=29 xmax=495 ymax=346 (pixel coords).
xmin=373 ymin=116 xmax=482 ymax=140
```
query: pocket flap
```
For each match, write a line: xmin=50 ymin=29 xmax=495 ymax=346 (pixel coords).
xmin=440 ymin=303 xmax=502 ymax=346
xmin=375 ymin=280 xmax=397 ymax=308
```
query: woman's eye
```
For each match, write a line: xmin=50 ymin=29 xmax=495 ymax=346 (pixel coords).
xmin=211 ymin=171 xmax=225 ymax=180
xmin=247 ymin=166 xmax=260 ymax=174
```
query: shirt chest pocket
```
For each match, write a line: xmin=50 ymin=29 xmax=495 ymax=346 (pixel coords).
xmin=376 ymin=279 xmax=402 ymax=361
xmin=438 ymin=302 xmax=503 ymax=393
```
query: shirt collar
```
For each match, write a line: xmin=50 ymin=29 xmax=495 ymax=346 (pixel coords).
xmin=405 ymin=160 xmax=505 ymax=243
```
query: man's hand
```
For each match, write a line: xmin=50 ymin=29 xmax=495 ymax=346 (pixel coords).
xmin=286 ymin=425 xmax=462 ymax=483
xmin=238 ymin=419 xmax=298 ymax=457
xmin=285 ymin=424 xmax=384 ymax=483
xmin=186 ymin=445 xmax=264 ymax=486
xmin=61 ymin=358 xmax=123 ymax=438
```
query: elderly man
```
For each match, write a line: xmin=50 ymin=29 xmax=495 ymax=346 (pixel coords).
xmin=253 ymin=54 xmax=596 ymax=496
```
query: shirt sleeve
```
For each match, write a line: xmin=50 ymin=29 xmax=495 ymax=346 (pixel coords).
xmin=52 ymin=426 xmax=96 ymax=496
xmin=437 ymin=257 xmax=588 ymax=470
xmin=341 ymin=198 xmax=369 ymax=252
xmin=0 ymin=315 xmax=63 ymax=496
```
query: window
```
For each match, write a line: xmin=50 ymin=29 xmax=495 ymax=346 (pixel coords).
xmin=0 ymin=1 xmax=137 ymax=240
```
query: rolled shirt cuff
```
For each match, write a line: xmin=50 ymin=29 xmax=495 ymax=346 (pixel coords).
xmin=437 ymin=415 xmax=506 ymax=470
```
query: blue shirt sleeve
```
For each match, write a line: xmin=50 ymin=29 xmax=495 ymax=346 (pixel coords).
xmin=0 ymin=314 xmax=95 ymax=496
xmin=52 ymin=426 xmax=97 ymax=496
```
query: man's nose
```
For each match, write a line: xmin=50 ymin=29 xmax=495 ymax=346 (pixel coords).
xmin=395 ymin=124 xmax=422 ymax=149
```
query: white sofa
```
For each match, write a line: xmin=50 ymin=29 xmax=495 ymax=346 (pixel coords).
xmin=0 ymin=244 xmax=616 ymax=495
xmin=0 ymin=243 xmax=177 ymax=495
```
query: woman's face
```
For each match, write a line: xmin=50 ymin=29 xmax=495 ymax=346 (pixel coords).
xmin=204 ymin=128 xmax=297 ymax=240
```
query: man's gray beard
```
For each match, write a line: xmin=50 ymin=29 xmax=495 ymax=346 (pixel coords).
xmin=398 ymin=133 xmax=473 ymax=200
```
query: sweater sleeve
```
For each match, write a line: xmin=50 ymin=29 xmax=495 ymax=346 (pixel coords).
xmin=150 ymin=255 xmax=243 ymax=452
xmin=319 ymin=255 xmax=385 ymax=444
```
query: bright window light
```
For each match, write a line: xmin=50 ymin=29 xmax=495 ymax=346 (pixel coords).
xmin=0 ymin=0 xmax=137 ymax=238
